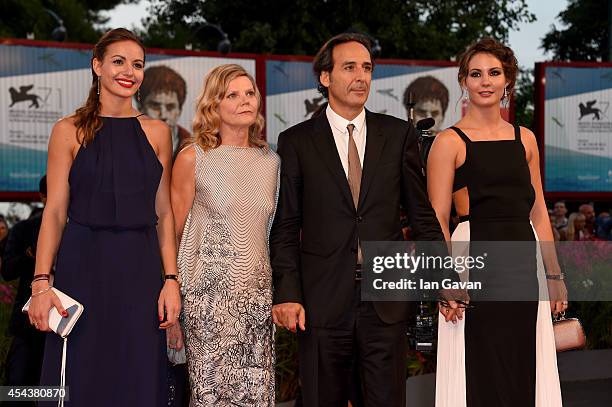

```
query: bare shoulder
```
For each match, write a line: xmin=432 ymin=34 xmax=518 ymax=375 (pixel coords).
xmin=53 ymin=116 xmax=77 ymax=133
xmin=518 ymin=126 xmax=538 ymax=148
xmin=138 ymin=115 xmax=170 ymax=138
xmin=174 ymin=144 xmax=196 ymax=169
xmin=432 ymin=128 xmax=464 ymax=148
xmin=518 ymin=126 xmax=537 ymax=142
xmin=50 ymin=116 xmax=78 ymax=146
xmin=517 ymin=126 xmax=539 ymax=163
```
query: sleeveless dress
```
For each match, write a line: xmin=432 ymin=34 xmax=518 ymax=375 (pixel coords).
xmin=39 ymin=116 xmax=167 ymax=406
xmin=177 ymin=144 xmax=280 ymax=406
xmin=435 ymin=125 xmax=562 ymax=406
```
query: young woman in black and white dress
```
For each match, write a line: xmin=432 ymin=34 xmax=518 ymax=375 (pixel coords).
xmin=428 ymin=38 xmax=567 ymax=407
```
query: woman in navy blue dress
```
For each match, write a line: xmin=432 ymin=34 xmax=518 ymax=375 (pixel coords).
xmin=27 ymin=28 xmax=181 ymax=406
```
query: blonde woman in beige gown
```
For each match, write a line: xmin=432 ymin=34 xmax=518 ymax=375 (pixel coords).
xmin=169 ymin=64 xmax=279 ymax=406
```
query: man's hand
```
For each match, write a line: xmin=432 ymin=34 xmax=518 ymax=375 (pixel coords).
xmin=439 ymin=288 xmax=470 ymax=323
xmin=272 ymin=302 xmax=306 ymax=333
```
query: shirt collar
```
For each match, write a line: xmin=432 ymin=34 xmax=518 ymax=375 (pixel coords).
xmin=326 ymin=105 xmax=366 ymax=135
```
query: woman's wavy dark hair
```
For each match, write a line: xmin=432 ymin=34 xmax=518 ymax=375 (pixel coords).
xmin=73 ymin=28 xmax=145 ymax=146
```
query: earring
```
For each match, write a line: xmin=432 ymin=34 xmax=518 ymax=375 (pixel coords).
xmin=463 ymin=88 xmax=469 ymax=101
xmin=137 ymin=88 xmax=141 ymax=102
xmin=97 ymin=76 xmax=100 ymax=96
xmin=503 ymin=86 xmax=508 ymax=100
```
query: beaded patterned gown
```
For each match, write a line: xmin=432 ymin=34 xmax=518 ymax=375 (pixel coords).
xmin=177 ymin=144 xmax=279 ymax=406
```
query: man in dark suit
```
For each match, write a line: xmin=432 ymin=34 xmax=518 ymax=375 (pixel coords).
xmin=2 ymin=176 xmax=46 ymax=405
xmin=270 ymin=33 xmax=447 ymax=406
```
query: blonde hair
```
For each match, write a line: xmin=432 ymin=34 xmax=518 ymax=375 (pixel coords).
xmin=566 ymin=212 xmax=586 ymax=241
xmin=192 ymin=64 xmax=266 ymax=151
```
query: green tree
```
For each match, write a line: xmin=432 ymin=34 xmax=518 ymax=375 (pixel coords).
xmin=514 ymin=68 xmax=534 ymax=129
xmin=0 ymin=0 xmax=138 ymax=44
xmin=141 ymin=0 xmax=535 ymax=59
xmin=541 ymin=0 xmax=609 ymax=61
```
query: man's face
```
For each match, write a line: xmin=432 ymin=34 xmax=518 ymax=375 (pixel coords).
xmin=142 ymin=91 xmax=181 ymax=129
xmin=553 ymin=202 xmax=567 ymax=217
xmin=580 ymin=205 xmax=595 ymax=223
xmin=413 ymin=99 xmax=445 ymax=133
xmin=320 ymin=41 xmax=372 ymax=113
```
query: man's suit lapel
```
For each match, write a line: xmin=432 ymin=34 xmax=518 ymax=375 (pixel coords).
xmin=312 ymin=113 xmax=354 ymax=210
xmin=358 ymin=110 xmax=387 ymax=209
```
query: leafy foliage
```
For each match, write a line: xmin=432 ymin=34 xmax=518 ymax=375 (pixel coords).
xmin=141 ymin=0 xmax=535 ymax=59
xmin=514 ymin=68 xmax=534 ymax=129
xmin=0 ymin=0 xmax=138 ymax=43
xmin=541 ymin=0 xmax=609 ymax=61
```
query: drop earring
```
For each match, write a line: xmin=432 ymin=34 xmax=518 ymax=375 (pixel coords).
xmin=463 ymin=88 xmax=469 ymax=101
xmin=97 ymin=76 xmax=100 ymax=96
xmin=503 ymin=86 xmax=508 ymax=100
xmin=137 ymin=88 xmax=141 ymax=102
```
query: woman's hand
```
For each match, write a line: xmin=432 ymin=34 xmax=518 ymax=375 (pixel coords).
xmin=548 ymin=279 xmax=569 ymax=316
xmin=167 ymin=323 xmax=184 ymax=351
xmin=158 ymin=279 xmax=181 ymax=329
xmin=28 ymin=281 xmax=67 ymax=331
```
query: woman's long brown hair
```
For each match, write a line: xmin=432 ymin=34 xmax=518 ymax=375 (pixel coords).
xmin=73 ymin=28 xmax=145 ymax=146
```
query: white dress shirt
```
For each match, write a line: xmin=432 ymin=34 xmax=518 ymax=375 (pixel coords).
xmin=326 ymin=105 xmax=367 ymax=178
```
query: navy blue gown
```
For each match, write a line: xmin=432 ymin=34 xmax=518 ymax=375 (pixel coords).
xmin=40 ymin=116 xmax=167 ymax=406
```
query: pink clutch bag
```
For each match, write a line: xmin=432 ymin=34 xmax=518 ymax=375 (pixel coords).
xmin=553 ymin=312 xmax=586 ymax=352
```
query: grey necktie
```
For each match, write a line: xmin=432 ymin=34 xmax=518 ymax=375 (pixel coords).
xmin=347 ymin=124 xmax=363 ymax=264
xmin=347 ymin=124 xmax=361 ymax=208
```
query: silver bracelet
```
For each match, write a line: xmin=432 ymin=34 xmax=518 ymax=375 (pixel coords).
xmin=31 ymin=286 xmax=52 ymax=297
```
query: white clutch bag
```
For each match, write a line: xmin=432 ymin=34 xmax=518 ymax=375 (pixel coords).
xmin=22 ymin=287 xmax=84 ymax=407
xmin=22 ymin=287 xmax=84 ymax=338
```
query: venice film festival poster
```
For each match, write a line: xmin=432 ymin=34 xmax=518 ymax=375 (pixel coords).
xmin=544 ymin=65 xmax=612 ymax=193
xmin=0 ymin=42 xmax=255 ymax=192
xmin=2 ymin=40 xmax=511 ymax=193
xmin=264 ymin=60 xmax=464 ymax=150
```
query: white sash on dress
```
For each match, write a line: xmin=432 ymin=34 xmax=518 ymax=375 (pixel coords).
xmin=434 ymin=221 xmax=563 ymax=406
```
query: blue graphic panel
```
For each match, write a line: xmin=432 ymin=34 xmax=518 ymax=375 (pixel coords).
xmin=544 ymin=66 xmax=612 ymax=193
xmin=545 ymin=67 xmax=612 ymax=100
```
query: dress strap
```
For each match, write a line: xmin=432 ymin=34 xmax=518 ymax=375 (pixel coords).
xmin=514 ymin=124 xmax=521 ymax=141
xmin=135 ymin=113 xmax=146 ymax=118
xmin=449 ymin=126 xmax=472 ymax=144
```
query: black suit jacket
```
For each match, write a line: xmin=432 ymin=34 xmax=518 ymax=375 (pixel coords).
xmin=270 ymin=109 xmax=443 ymax=327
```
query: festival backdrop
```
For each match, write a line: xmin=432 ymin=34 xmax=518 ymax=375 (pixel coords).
xmin=265 ymin=59 xmax=465 ymax=150
xmin=1 ymin=40 xmax=518 ymax=195
xmin=540 ymin=63 xmax=612 ymax=194
xmin=0 ymin=41 xmax=255 ymax=192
